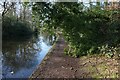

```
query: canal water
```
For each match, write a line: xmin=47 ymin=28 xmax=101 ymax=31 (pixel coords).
xmin=2 ymin=33 xmax=56 ymax=78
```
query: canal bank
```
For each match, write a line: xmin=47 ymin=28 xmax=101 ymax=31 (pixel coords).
xmin=30 ymin=36 xmax=119 ymax=78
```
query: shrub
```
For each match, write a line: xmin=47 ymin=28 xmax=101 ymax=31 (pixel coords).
xmin=2 ymin=16 xmax=33 ymax=39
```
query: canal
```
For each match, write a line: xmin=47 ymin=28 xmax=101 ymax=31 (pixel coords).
xmin=2 ymin=33 xmax=56 ymax=78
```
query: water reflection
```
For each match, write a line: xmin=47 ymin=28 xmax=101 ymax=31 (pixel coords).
xmin=2 ymin=33 xmax=56 ymax=78
xmin=41 ymin=33 xmax=56 ymax=46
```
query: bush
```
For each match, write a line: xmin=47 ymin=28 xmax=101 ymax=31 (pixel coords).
xmin=2 ymin=16 xmax=33 ymax=39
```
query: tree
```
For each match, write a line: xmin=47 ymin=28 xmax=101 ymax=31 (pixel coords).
xmin=32 ymin=2 xmax=120 ymax=57
xmin=1 ymin=1 xmax=16 ymax=17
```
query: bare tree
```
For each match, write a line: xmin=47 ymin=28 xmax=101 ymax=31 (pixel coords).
xmin=1 ymin=0 xmax=15 ymax=17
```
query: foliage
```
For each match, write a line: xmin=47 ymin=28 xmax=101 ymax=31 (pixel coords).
xmin=32 ymin=2 xmax=120 ymax=57
xmin=2 ymin=16 xmax=33 ymax=39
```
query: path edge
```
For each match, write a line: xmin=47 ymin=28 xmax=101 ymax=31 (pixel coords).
xmin=29 ymin=35 xmax=60 ymax=79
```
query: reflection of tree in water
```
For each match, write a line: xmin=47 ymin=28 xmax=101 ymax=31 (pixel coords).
xmin=2 ymin=33 xmax=56 ymax=77
xmin=2 ymin=35 xmax=42 ymax=73
xmin=41 ymin=33 xmax=56 ymax=46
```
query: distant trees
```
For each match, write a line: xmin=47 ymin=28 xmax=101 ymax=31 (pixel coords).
xmin=1 ymin=1 xmax=32 ymax=22
xmin=1 ymin=1 xmax=33 ymax=38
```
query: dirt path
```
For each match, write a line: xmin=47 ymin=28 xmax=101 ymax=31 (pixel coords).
xmin=30 ymin=37 xmax=119 ymax=78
